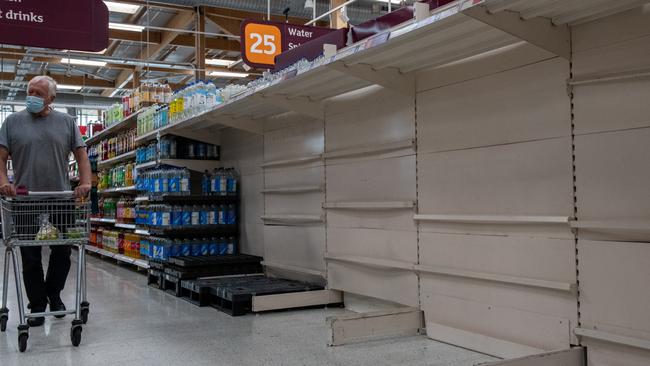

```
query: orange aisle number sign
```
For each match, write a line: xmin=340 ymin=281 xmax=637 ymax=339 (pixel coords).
xmin=243 ymin=23 xmax=282 ymax=68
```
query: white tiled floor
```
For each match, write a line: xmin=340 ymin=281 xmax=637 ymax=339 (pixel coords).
xmin=0 ymin=249 xmax=496 ymax=366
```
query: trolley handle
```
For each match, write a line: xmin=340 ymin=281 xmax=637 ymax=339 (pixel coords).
xmin=16 ymin=186 xmax=75 ymax=197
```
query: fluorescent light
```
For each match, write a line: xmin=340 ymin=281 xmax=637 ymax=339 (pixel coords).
xmin=109 ymin=22 xmax=145 ymax=32
xmin=209 ymin=71 xmax=249 ymax=78
xmin=205 ymin=59 xmax=236 ymax=67
xmin=58 ymin=84 xmax=83 ymax=91
xmin=60 ymin=58 xmax=107 ymax=67
xmin=104 ymin=1 xmax=140 ymax=14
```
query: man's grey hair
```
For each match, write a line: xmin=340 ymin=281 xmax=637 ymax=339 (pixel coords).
xmin=28 ymin=75 xmax=57 ymax=98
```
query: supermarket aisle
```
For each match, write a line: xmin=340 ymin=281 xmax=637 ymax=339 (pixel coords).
xmin=0 ymin=251 xmax=496 ymax=366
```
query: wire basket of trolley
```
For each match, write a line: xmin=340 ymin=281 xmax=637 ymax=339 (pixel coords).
xmin=0 ymin=188 xmax=90 ymax=352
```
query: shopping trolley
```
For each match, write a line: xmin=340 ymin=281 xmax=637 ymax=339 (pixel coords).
xmin=0 ymin=190 xmax=90 ymax=352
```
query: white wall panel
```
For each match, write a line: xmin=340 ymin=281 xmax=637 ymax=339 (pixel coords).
xmin=263 ymin=226 xmax=326 ymax=272
xmin=328 ymin=227 xmax=417 ymax=263
xmin=327 ymin=155 xmax=416 ymax=202
xmin=581 ymin=339 xmax=650 ymax=366
xmin=419 ymin=233 xmax=575 ymax=283
xmin=572 ymin=34 xmax=650 ymax=77
xmin=572 ymin=7 xmax=650 ymax=53
xmin=578 ymin=240 xmax=650 ymax=341
xmin=325 ymin=87 xmax=414 ymax=152
xmin=573 ymin=79 xmax=650 ymax=135
xmin=264 ymin=120 xmax=324 ymax=162
xmin=416 ymin=43 xmax=556 ymax=93
xmin=418 ymin=138 xmax=573 ymax=216
xmin=263 ymin=165 xmax=323 ymax=188
xmin=574 ymin=128 xmax=650 ymax=222
xmin=328 ymin=261 xmax=418 ymax=307
xmin=220 ymin=129 xmax=265 ymax=256
xmin=417 ymin=58 xmax=570 ymax=153
xmin=265 ymin=192 xmax=324 ymax=216
xmin=327 ymin=210 xmax=416 ymax=231
xmin=421 ymin=277 xmax=572 ymax=354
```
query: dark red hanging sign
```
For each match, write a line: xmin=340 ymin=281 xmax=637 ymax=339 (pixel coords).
xmin=0 ymin=0 xmax=109 ymax=52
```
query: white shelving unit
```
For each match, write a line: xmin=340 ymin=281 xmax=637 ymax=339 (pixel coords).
xmin=97 ymin=150 xmax=137 ymax=168
xmin=85 ymin=245 xmax=149 ymax=269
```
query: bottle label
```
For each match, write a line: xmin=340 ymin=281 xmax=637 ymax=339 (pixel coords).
xmin=208 ymin=211 xmax=216 ymax=225
xmin=191 ymin=212 xmax=199 ymax=225
xmin=182 ymin=211 xmax=191 ymax=226
xmin=220 ymin=178 xmax=227 ymax=194
xmin=218 ymin=210 xmax=225 ymax=225
xmin=162 ymin=212 xmax=170 ymax=227
xmin=181 ymin=178 xmax=189 ymax=192
xmin=170 ymin=177 xmax=180 ymax=193
xmin=199 ymin=211 xmax=208 ymax=225
xmin=162 ymin=178 xmax=169 ymax=193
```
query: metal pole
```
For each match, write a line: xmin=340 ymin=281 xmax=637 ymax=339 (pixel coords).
xmin=267 ymin=0 xmax=271 ymax=20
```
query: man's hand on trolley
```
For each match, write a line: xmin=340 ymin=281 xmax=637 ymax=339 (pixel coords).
xmin=0 ymin=183 xmax=16 ymax=197
xmin=74 ymin=183 xmax=91 ymax=199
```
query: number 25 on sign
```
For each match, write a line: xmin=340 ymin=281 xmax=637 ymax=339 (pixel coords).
xmin=243 ymin=23 xmax=282 ymax=68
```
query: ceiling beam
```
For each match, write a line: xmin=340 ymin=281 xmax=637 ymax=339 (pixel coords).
xmin=204 ymin=6 xmax=326 ymax=26
xmin=109 ymin=29 xmax=239 ymax=51
xmin=205 ymin=13 xmax=242 ymax=36
xmin=107 ymin=0 xmax=191 ymax=11
xmin=0 ymin=72 xmax=115 ymax=88
xmin=103 ymin=9 xmax=196 ymax=97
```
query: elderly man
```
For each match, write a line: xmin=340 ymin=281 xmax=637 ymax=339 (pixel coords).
xmin=0 ymin=76 xmax=91 ymax=327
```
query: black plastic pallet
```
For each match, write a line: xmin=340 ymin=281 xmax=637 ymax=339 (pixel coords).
xmin=179 ymin=275 xmax=264 ymax=307
xmin=147 ymin=269 xmax=164 ymax=289
xmin=164 ymin=254 xmax=263 ymax=279
xmin=162 ymin=273 xmax=182 ymax=297
xmin=206 ymin=277 xmax=325 ymax=317
xmin=169 ymin=254 xmax=262 ymax=268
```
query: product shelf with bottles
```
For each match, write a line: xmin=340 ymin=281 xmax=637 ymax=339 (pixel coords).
xmin=135 ymin=135 xmax=220 ymax=173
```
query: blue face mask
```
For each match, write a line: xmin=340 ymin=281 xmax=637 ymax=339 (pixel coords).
xmin=25 ymin=95 xmax=46 ymax=114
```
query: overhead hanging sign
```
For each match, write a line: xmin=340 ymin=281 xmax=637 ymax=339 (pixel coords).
xmin=0 ymin=0 xmax=109 ymax=52
xmin=241 ymin=20 xmax=337 ymax=69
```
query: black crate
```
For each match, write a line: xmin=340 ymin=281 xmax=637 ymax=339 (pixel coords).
xmin=147 ymin=269 xmax=164 ymax=289
xmin=179 ymin=275 xmax=264 ymax=307
xmin=206 ymin=277 xmax=325 ymax=317
xmin=164 ymin=255 xmax=263 ymax=280
xmin=162 ymin=273 xmax=182 ymax=297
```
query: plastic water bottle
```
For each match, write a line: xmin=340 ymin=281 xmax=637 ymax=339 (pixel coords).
xmin=202 ymin=170 xmax=210 ymax=195
xmin=217 ymin=204 xmax=225 ymax=225
xmin=191 ymin=205 xmax=200 ymax=226
xmin=161 ymin=205 xmax=171 ymax=228
xmin=226 ymin=204 xmax=236 ymax=225
xmin=181 ymin=169 xmax=190 ymax=195
xmin=199 ymin=205 xmax=209 ymax=226
xmin=209 ymin=238 xmax=218 ymax=256
xmin=206 ymin=81 xmax=217 ymax=108
xmin=172 ymin=205 xmax=182 ymax=228
xmin=218 ymin=237 xmax=228 ymax=255
xmin=227 ymin=168 xmax=237 ymax=196
xmin=162 ymin=169 xmax=170 ymax=193
xmin=227 ymin=236 xmax=236 ymax=255
xmin=219 ymin=168 xmax=227 ymax=196
xmin=210 ymin=168 xmax=219 ymax=195
xmin=169 ymin=137 xmax=177 ymax=159
xmin=208 ymin=204 xmax=216 ymax=225
xmin=181 ymin=205 xmax=191 ymax=227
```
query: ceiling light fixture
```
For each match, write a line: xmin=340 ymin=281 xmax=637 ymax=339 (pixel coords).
xmin=205 ymin=59 xmax=236 ymax=67
xmin=57 ymin=84 xmax=83 ymax=91
xmin=103 ymin=1 xmax=141 ymax=14
xmin=109 ymin=22 xmax=145 ymax=32
xmin=60 ymin=58 xmax=108 ymax=67
xmin=209 ymin=71 xmax=249 ymax=78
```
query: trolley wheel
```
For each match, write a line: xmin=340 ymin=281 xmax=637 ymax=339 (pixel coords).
xmin=18 ymin=332 xmax=28 ymax=352
xmin=81 ymin=308 xmax=89 ymax=324
xmin=70 ymin=325 xmax=82 ymax=347
xmin=0 ymin=315 xmax=7 ymax=332
xmin=80 ymin=301 xmax=90 ymax=324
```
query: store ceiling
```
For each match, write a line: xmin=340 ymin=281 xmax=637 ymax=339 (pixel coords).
xmin=0 ymin=0 xmax=398 ymax=106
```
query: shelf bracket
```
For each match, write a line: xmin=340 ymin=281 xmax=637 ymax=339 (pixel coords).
xmin=255 ymin=94 xmax=325 ymax=120
xmin=463 ymin=6 xmax=570 ymax=60
xmin=327 ymin=61 xmax=415 ymax=96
